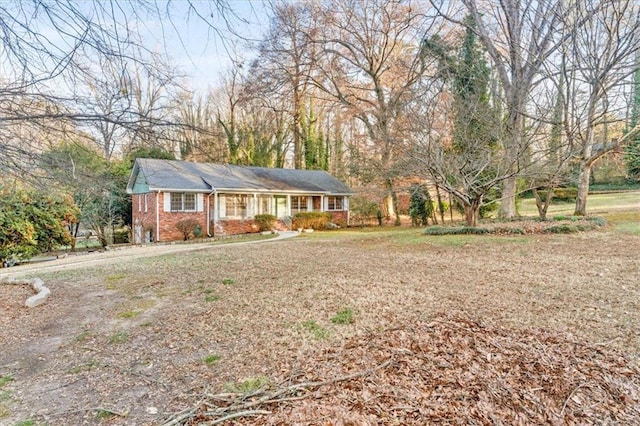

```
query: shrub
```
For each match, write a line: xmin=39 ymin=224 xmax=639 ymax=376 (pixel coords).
xmin=113 ymin=227 xmax=130 ymax=244
xmin=0 ymin=187 xmax=78 ymax=264
xmin=254 ymin=214 xmax=276 ymax=231
xmin=543 ymin=224 xmax=578 ymax=234
xmin=175 ymin=218 xmax=200 ymax=240
xmin=350 ymin=196 xmax=381 ymax=226
xmin=424 ymin=226 xmax=489 ymax=235
xmin=292 ymin=212 xmax=332 ymax=230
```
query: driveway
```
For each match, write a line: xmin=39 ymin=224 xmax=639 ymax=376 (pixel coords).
xmin=0 ymin=231 xmax=299 ymax=279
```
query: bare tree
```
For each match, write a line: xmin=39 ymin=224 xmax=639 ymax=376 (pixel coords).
xmin=444 ymin=0 xmax=571 ymax=218
xmin=561 ymin=0 xmax=640 ymax=215
xmin=312 ymin=0 xmax=433 ymax=224
xmin=0 ymin=0 xmax=235 ymax=180
xmin=251 ymin=1 xmax=319 ymax=169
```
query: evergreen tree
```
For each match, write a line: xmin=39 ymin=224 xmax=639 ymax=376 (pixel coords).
xmin=421 ymin=15 xmax=499 ymax=226
xmin=625 ymin=64 xmax=640 ymax=182
xmin=409 ymin=183 xmax=434 ymax=226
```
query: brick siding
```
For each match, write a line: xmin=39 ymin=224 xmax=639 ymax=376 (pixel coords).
xmin=132 ymin=192 xmax=350 ymax=242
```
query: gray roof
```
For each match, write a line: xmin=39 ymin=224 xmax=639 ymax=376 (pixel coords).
xmin=127 ymin=159 xmax=353 ymax=195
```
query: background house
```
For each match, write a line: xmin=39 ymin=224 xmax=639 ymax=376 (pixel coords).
xmin=126 ymin=159 xmax=353 ymax=242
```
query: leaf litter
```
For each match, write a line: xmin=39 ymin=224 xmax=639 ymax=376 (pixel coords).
xmin=165 ymin=312 xmax=640 ymax=425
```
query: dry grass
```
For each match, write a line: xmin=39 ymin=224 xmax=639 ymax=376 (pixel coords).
xmin=1 ymin=225 xmax=639 ymax=424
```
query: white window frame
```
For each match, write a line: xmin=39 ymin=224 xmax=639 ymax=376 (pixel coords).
xmin=169 ymin=192 xmax=199 ymax=212
xmin=327 ymin=196 xmax=344 ymax=211
xmin=221 ymin=194 xmax=249 ymax=219
xmin=291 ymin=196 xmax=309 ymax=214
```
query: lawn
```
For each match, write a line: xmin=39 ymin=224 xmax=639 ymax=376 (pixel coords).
xmin=1 ymin=210 xmax=639 ymax=424
xmin=517 ymin=190 xmax=640 ymax=217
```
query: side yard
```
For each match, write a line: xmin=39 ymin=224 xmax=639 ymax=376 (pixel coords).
xmin=1 ymin=223 xmax=639 ymax=424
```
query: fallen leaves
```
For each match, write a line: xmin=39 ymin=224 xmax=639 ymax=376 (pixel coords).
xmin=167 ymin=313 xmax=640 ymax=425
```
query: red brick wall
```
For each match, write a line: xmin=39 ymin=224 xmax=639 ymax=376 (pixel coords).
xmin=212 ymin=219 xmax=290 ymax=236
xmin=132 ymin=192 xmax=160 ymax=242
xmin=329 ymin=210 xmax=349 ymax=227
xmin=132 ymin=192 xmax=207 ymax=242
xmin=132 ymin=192 xmax=350 ymax=241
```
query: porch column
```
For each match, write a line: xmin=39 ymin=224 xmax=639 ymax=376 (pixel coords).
xmin=286 ymin=194 xmax=291 ymax=216
xmin=320 ymin=195 xmax=325 ymax=212
xmin=253 ymin=193 xmax=258 ymax=216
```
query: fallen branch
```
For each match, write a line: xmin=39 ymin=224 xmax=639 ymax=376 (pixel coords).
xmin=162 ymin=358 xmax=393 ymax=425
xmin=209 ymin=410 xmax=272 ymax=425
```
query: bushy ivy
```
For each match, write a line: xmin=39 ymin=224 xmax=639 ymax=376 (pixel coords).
xmin=409 ymin=183 xmax=434 ymax=226
xmin=0 ymin=187 xmax=78 ymax=265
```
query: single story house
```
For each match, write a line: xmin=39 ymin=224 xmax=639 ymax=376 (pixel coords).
xmin=126 ymin=158 xmax=353 ymax=243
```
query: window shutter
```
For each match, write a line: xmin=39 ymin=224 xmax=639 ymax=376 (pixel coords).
xmin=164 ymin=192 xmax=171 ymax=212
xmin=218 ymin=195 xmax=226 ymax=218
xmin=197 ymin=193 xmax=204 ymax=212
xmin=343 ymin=197 xmax=349 ymax=211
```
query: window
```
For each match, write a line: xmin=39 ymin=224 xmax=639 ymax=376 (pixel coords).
xmin=327 ymin=196 xmax=344 ymax=211
xmin=223 ymin=194 xmax=248 ymax=218
xmin=291 ymin=196 xmax=308 ymax=213
xmin=184 ymin=193 xmax=196 ymax=211
xmin=170 ymin=193 xmax=198 ymax=212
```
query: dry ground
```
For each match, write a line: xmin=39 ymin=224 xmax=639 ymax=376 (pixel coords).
xmin=1 ymin=223 xmax=639 ymax=425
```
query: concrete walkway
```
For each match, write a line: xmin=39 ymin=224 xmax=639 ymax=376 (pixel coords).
xmin=0 ymin=231 xmax=299 ymax=279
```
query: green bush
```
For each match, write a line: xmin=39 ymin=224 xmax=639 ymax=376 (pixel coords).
xmin=292 ymin=212 xmax=332 ymax=230
xmin=543 ymin=224 xmax=578 ymax=234
xmin=423 ymin=226 xmax=490 ymax=235
xmin=0 ymin=187 xmax=78 ymax=264
xmin=175 ymin=218 xmax=200 ymax=240
xmin=113 ymin=227 xmax=130 ymax=244
xmin=254 ymin=214 xmax=277 ymax=231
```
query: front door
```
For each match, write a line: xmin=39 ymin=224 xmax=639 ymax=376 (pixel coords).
xmin=275 ymin=196 xmax=287 ymax=218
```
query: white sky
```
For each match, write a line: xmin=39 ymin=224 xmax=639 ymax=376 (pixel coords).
xmin=152 ymin=1 xmax=270 ymax=93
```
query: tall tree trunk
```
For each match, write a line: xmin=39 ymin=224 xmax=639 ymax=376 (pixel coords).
xmin=500 ymin=176 xmax=517 ymax=218
xmin=574 ymin=162 xmax=592 ymax=216
xmin=385 ymin=178 xmax=401 ymax=226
